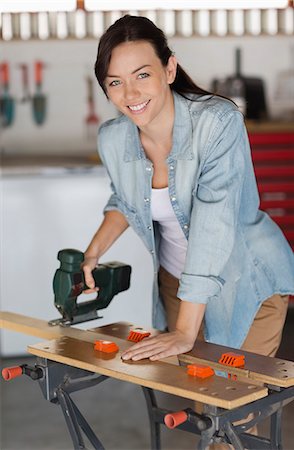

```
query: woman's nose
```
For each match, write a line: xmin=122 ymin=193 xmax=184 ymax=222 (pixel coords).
xmin=123 ymin=82 xmax=140 ymax=101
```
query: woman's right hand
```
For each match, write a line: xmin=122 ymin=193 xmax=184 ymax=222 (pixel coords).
xmin=81 ymin=255 xmax=99 ymax=294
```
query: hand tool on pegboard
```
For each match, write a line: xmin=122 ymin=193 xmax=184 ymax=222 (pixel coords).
xmin=0 ymin=62 xmax=15 ymax=127
xmin=19 ymin=63 xmax=31 ymax=103
xmin=32 ymin=60 xmax=46 ymax=125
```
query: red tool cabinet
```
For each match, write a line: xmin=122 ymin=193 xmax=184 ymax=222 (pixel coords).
xmin=248 ymin=128 xmax=294 ymax=302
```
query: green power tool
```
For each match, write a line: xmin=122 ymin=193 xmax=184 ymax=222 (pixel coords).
xmin=49 ymin=249 xmax=132 ymax=327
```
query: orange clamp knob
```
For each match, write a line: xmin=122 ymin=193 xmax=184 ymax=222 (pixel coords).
xmin=127 ymin=330 xmax=151 ymax=343
xmin=187 ymin=364 xmax=215 ymax=378
xmin=164 ymin=411 xmax=188 ymax=429
xmin=94 ymin=340 xmax=119 ymax=353
xmin=219 ymin=352 xmax=245 ymax=368
xmin=2 ymin=366 xmax=23 ymax=381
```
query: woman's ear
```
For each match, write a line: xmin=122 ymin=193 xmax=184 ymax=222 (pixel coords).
xmin=166 ymin=55 xmax=177 ymax=84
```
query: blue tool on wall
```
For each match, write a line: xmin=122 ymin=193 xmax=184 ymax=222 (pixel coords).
xmin=32 ymin=60 xmax=46 ymax=125
xmin=0 ymin=62 xmax=15 ymax=127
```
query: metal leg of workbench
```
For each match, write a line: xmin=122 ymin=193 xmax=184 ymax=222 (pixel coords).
xmin=142 ymin=387 xmax=161 ymax=450
xmin=223 ymin=421 xmax=245 ymax=450
xmin=270 ymin=407 xmax=283 ymax=450
xmin=56 ymin=387 xmax=105 ymax=450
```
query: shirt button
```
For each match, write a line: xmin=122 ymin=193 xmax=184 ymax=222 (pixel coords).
xmin=170 ymin=165 xmax=174 ymax=170
xmin=183 ymin=224 xmax=189 ymax=230
xmin=171 ymin=196 xmax=176 ymax=202
xmin=146 ymin=166 xmax=152 ymax=172
xmin=147 ymin=226 xmax=152 ymax=230
xmin=150 ymin=250 xmax=155 ymax=254
xmin=144 ymin=197 xmax=150 ymax=202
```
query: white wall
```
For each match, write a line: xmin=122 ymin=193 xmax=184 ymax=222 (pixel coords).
xmin=0 ymin=169 xmax=154 ymax=355
xmin=1 ymin=35 xmax=293 ymax=154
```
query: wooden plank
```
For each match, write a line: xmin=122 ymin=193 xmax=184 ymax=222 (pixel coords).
xmin=27 ymin=336 xmax=268 ymax=410
xmin=1 ymin=312 xmax=293 ymax=387
xmin=0 ymin=312 xmax=177 ymax=368
xmin=179 ymin=341 xmax=294 ymax=388
xmin=89 ymin=322 xmax=160 ymax=340
xmin=0 ymin=311 xmax=106 ymax=343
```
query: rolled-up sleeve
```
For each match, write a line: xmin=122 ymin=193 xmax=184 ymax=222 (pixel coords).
xmin=177 ymin=110 xmax=246 ymax=304
xmin=103 ymin=182 xmax=122 ymax=215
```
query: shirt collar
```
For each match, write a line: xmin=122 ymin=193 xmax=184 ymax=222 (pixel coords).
xmin=123 ymin=91 xmax=194 ymax=162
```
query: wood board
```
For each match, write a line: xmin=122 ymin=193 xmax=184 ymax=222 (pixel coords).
xmin=178 ymin=341 xmax=294 ymax=388
xmin=1 ymin=311 xmax=293 ymax=388
xmin=27 ymin=335 xmax=268 ymax=410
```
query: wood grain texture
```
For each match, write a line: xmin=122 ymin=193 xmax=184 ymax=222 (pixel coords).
xmin=27 ymin=336 xmax=268 ymax=409
xmin=1 ymin=311 xmax=293 ymax=387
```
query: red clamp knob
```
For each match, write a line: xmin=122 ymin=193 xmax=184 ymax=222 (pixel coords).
xmin=219 ymin=352 xmax=245 ymax=368
xmin=164 ymin=410 xmax=188 ymax=429
xmin=2 ymin=366 xmax=23 ymax=381
xmin=187 ymin=364 xmax=214 ymax=378
xmin=127 ymin=330 xmax=151 ymax=343
xmin=94 ymin=340 xmax=119 ymax=353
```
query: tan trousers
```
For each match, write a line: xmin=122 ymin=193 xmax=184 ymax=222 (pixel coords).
xmin=158 ymin=265 xmax=289 ymax=356
xmin=158 ymin=266 xmax=289 ymax=448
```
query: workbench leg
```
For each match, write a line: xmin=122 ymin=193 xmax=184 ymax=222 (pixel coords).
xmin=57 ymin=388 xmax=87 ymax=450
xmin=223 ymin=422 xmax=244 ymax=450
xmin=142 ymin=387 xmax=161 ymax=450
xmin=197 ymin=429 xmax=215 ymax=450
xmin=270 ymin=407 xmax=283 ymax=450
xmin=71 ymin=401 xmax=105 ymax=450
xmin=56 ymin=388 xmax=104 ymax=450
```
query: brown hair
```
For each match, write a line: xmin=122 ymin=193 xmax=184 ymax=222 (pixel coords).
xmin=94 ymin=15 xmax=212 ymax=100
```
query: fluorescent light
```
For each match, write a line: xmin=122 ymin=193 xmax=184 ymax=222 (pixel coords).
xmin=85 ymin=0 xmax=289 ymax=11
xmin=0 ymin=1 xmax=76 ymax=13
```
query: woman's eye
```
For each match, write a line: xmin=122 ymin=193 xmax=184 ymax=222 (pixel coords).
xmin=109 ymin=80 xmax=121 ymax=87
xmin=138 ymin=72 xmax=149 ymax=79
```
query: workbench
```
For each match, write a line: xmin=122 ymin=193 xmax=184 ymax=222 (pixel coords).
xmin=1 ymin=311 xmax=294 ymax=450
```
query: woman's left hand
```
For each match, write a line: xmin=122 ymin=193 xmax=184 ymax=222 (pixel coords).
xmin=121 ymin=330 xmax=195 ymax=361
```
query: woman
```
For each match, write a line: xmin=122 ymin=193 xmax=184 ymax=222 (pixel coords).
xmin=83 ymin=15 xmax=294 ymax=363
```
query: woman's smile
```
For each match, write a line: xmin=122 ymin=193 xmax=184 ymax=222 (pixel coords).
xmin=128 ymin=100 xmax=150 ymax=114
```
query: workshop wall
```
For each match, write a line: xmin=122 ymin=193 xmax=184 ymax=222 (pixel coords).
xmin=1 ymin=34 xmax=293 ymax=154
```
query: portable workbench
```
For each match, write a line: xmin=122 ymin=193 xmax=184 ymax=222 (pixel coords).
xmin=1 ymin=311 xmax=294 ymax=450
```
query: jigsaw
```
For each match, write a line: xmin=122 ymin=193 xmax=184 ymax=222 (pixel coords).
xmin=49 ymin=248 xmax=131 ymax=326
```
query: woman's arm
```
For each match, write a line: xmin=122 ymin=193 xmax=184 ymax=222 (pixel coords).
xmin=121 ymin=301 xmax=206 ymax=361
xmin=82 ymin=210 xmax=129 ymax=291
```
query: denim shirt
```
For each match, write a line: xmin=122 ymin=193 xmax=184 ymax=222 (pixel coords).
xmin=97 ymin=91 xmax=294 ymax=348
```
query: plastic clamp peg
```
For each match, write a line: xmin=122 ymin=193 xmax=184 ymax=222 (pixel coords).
xmin=219 ymin=352 xmax=245 ymax=368
xmin=164 ymin=410 xmax=188 ymax=429
xmin=2 ymin=366 xmax=23 ymax=381
xmin=127 ymin=330 xmax=151 ymax=343
xmin=187 ymin=364 xmax=215 ymax=378
xmin=94 ymin=340 xmax=119 ymax=353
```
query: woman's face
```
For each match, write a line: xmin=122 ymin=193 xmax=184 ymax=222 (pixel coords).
xmin=105 ymin=40 xmax=177 ymax=129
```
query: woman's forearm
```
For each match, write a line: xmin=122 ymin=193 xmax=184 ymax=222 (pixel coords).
xmin=175 ymin=300 xmax=206 ymax=342
xmin=85 ymin=210 xmax=129 ymax=259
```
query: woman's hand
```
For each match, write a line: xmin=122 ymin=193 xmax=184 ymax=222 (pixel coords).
xmin=121 ymin=330 xmax=195 ymax=361
xmin=81 ymin=256 xmax=99 ymax=294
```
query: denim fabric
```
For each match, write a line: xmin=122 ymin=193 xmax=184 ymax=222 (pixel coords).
xmin=97 ymin=91 xmax=294 ymax=348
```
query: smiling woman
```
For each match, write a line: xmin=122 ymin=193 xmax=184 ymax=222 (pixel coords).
xmin=104 ymin=41 xmax=176 ymax=129
xmin=82 ymin=15 xmax=294 ymax=379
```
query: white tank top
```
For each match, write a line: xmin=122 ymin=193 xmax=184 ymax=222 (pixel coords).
xmin=151 ymin=187 xmax=187 ymax=279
